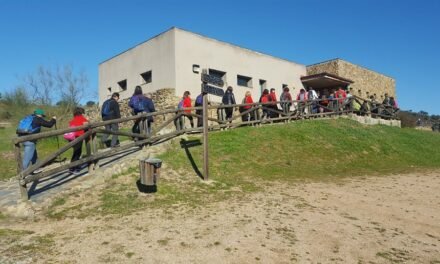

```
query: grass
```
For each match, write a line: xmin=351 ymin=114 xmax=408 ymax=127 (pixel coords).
xmin=0 ymin=228 xmax=56 ymax=261
xmin=44 ymin=118 xmax=440 ymax=219
xmin=160 ymin=118 xmax=440 ymax=183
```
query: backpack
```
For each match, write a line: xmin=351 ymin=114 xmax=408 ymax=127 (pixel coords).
xmin=16 ymin=115 xmax=38 ymax=135
xmin=134 ymin=96 xmax=147 ymax=112
xmin=195 ymin=94 xmax=203 ymax=106
xmin=101 ymin=99 xmax=111 ymax=117
xmin=178 ymin=100 xmax=184 ymax=109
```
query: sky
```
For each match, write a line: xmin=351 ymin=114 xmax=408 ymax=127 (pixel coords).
xmin=0 ymin=0 xmax=439 ymax=114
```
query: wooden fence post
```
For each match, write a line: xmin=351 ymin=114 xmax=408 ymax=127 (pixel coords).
xmin=14 ymin=143 xmax=28 ymax=201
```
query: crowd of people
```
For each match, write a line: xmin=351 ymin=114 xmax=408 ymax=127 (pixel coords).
xmin=17 ymin=85 xmax=399 ymax=175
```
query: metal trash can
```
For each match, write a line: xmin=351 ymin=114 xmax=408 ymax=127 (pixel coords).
xmin=139 ymin=158 xmax=162 ymax=193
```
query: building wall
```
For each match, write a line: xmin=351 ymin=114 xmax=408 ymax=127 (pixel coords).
xmin=173 ymin=28 xmax=306 ymax=103
xmin=307 ymin=59 xmax=396 ymax=101
xmin=98 ymin=29 xmax=176 ymax=104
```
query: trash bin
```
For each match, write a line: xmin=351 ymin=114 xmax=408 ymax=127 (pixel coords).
xmin=139 ymin=158 xmax=162 ymax=193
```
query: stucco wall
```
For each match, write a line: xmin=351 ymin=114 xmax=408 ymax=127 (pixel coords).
xmin=174 ymin=28 xmax=306 ymax=103
xmin=307 ymin=59 xmax=396 ymax=101
xmin=98 ymin=30 xmax=176 ymax=104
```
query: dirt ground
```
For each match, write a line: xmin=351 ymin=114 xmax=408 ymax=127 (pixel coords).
xmin=1 ymin=170 xmax=440 ymax=264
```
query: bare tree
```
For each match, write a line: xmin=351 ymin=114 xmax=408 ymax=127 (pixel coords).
xmin=22 ymin=65 xmax=56 ymax=105
xmin=19 ymin=64 xmax=89 ymax=109
xmin=56 ymin=65 xmax=88 ymax=108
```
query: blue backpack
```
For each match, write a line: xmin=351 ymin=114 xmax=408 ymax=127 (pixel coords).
xmin=16 ymin=115 xmax=38 ymax=134
xmin=131 ymin=96 xmax=146 ymax=112
xmin=101 ymin=99 xmax=111 ymax=117
xmin=178 ymin=100 xmax=184 ymax=109
xmin=195 ymin=94 xmax=203 ymax=106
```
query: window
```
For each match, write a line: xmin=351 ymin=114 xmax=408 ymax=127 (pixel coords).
xmin=118 ymin=79 xmax=127 ymax=91
xmin=259 ymin=79 xmax=267 ymax=92
xmin=107 ymin=87 xmax=112 ymax=93
xmin=208 ymin=69 xmax=226 ymax=86
xmin=140 ymin=71 xmax=152 ymax=84
xmin=237 ymin=75 xmax=252 ymax=88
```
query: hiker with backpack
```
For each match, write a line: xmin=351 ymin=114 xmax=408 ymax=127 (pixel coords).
xmin=222 ymin=86 xmax=236 ymax=122
xmin=129 ymin=86 xmax=156 ymax=136
xmin=101 ymin=92 xmax=121 ymax=148
xmin=17 ymin=109 xmax=57 ymax=170
xmin=66 ymin=107 xmax=88 ymax=175
xmin=194 ymin=92 xmax=206 ymax=127
xmin=280 ymin=86 xmax=293 ymax=114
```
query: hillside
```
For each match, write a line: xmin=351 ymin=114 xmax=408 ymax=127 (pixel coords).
xmin=1 ymin=118 xmax=440 ymax=263
xmin=161 ymin=118 xmax=440 ymax=183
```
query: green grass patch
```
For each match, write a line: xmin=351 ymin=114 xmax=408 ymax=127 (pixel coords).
xmin=160 ymin=119 xmax=440 ymax=183
xmin=44 ymin=118 xmax=440 ymax=218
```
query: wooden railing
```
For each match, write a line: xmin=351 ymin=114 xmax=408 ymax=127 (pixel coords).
xmin=12 ymin=95 xmax=398 ymax=200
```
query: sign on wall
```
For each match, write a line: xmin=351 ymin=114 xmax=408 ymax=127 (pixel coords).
xmin=201 ymin=73 xmax=225 ymax=96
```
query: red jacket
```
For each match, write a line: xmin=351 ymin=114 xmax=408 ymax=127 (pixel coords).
xmin=183 ymin=97 xmax=192 ymax=113
xmin=244 ymin=95 xmax=254 ymax=109
xmin=269 ymin=92 xmax=277 ymax=104
xmin=69 ymin=114 xmax=88 ymax=137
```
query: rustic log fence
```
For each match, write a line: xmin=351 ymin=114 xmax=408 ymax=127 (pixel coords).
xmin=12 ymin=95 xmax=398 ymax=200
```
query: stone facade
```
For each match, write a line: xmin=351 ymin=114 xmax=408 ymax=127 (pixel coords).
xmin=307 ymin=59 xmax=396 ymax=101
xmin=86 ymin=88 xmax=181 ymax=130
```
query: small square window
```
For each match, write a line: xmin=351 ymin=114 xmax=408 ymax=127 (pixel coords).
xmin=237 ymin=75 xmax=252 ymax=88
xmin=141 ymin=71 xmax=152 ymax=84
xmin=118 ymin=79 xmax=127 ymax=91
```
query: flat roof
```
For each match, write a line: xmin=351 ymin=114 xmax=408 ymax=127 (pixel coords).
xmin=301 ymin=72 xmax=353 ymax=89
xmin=99 ymin=27 xmax=303 ymax=66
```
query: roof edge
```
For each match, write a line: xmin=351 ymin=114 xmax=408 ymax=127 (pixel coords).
xmin=307 ymin=58 xmax=394 ymax=80
xmin=99 ymin=26 xmax=178 ymax=65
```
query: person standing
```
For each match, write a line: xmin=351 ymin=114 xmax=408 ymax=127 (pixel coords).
xmin=241 ymin=91 xmax=254 ymax=122
xmin=296 ymin=88 xmax=308 ymax=116
xmin=194 ymin=92 xmax=205 ymax=127
xmin=182 ymin=91 xmax=194 ymax=128
xmin=280 ymin=87 xmax=293 ymax=114
xmin=259 ymin=89 xmax=271 ymax=119
xmin=101 ymin=92 xmax=121 ymax=147
xmin=17 ymin=109 xmax=56 ymax=170
xmin=269 ymin=88 xmax=278 ymax=118
xmin=307 ymin=87 xmax=318 ymax=114
xmin=68 ymin=107 xmax=88 ymax=174
xmin=222 ymin=86 xmax=236 ymax=121
xmin=129 ymin=86 xmax=155 ymax=136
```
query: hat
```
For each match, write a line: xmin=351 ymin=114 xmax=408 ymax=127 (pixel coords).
xmin=34 ymin=109 xmax=46 ymax=117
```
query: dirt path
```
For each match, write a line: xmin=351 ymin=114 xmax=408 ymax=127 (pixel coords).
xmin=1 ymin=170 xmax=440 ymax=263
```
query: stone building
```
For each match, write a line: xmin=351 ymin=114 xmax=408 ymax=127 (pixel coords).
xmin=99 ymin=27 xmax=305 ymax=105
xmin=306 ymin=59 xmax=395 ymax=100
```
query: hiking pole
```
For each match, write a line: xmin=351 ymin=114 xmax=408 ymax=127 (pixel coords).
xmin=50 ymin=123 xmax=66 ymax=164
